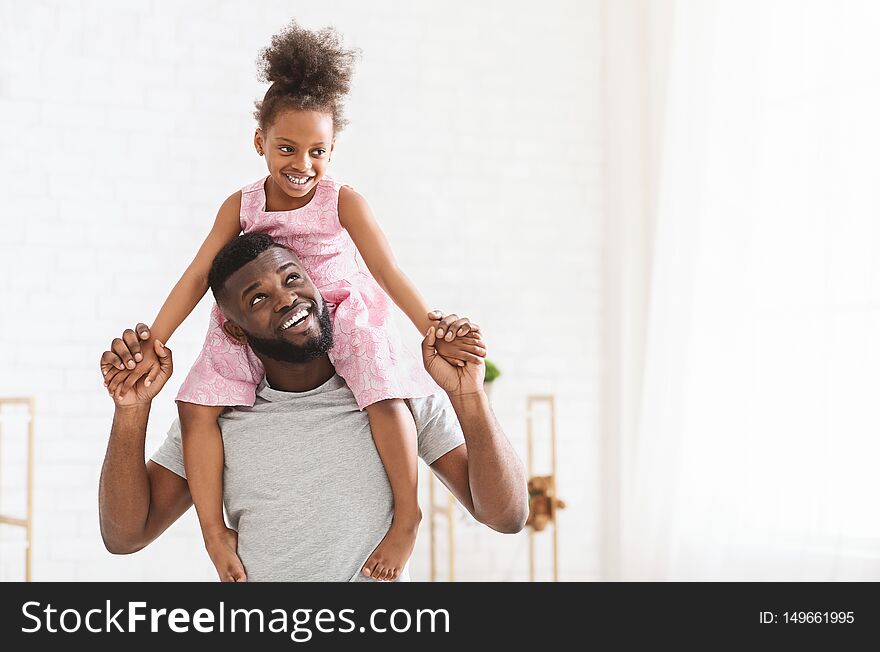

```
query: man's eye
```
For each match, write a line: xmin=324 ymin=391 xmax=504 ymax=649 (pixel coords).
xmin=286 ymin=273 xmax=301 ymax=284
xmin=250 ymin=294 xmax=266 ymax=307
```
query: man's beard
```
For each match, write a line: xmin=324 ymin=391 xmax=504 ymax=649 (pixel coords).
xmin=243 ymin=299 xmax=333 ymax=363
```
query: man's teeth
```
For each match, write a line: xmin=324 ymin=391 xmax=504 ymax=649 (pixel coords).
xmin=285 ymin=174 xmax=311 ymax=186
xmin=280 ymin=308 xmax=309 ymax=330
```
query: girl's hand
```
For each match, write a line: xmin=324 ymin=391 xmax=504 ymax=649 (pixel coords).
xmin=428 ymin=311 xmax=481 ymax=342
xmin=435 ymin=332 xmax=487 ymax=367
xmin=421 ymin=327 xmax=487 ymax=396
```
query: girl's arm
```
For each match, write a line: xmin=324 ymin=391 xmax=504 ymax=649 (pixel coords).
xmin=337 ymin=186 xmax=435 ymax=334
xmin=150 ymin=192 xmax=243 ymax=343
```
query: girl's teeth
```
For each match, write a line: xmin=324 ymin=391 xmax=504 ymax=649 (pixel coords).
xmin=286 ymin=174 xmax=310 ymax=185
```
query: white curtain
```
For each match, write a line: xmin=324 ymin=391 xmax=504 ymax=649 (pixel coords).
xmin=611 ymin=0 xmax=880 ymax=580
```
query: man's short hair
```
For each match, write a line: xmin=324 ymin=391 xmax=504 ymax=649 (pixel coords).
xmin=208 ymin=233 xmax=288 ymax=300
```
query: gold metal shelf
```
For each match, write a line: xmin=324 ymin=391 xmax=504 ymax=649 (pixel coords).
xmin=527 ymin=394 xmax=566 ymax=581
xmin=428 ymin=472 xmax=455 ymax=581
xmin=0 ymin=397 xmax=35 ymax=582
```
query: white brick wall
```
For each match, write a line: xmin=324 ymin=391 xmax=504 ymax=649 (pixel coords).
xmin=0 ymin=0 xmax=602 ymax=581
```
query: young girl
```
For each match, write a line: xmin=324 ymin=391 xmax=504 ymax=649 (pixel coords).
xmin=110 ymin=22 xmax=483 ymax=581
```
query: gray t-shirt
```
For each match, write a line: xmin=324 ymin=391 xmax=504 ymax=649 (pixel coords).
xmin=150 ymin=374 xmax=464 ymax=582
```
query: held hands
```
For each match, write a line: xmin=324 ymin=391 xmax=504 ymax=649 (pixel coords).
xmin=426 ymin=310 xmax=485 ymax=368
xmin=422 ymin=311 xmax=488 ymax=396
xmin=101 ymin=324 xmax=163 ymax=401
xmin=100 ymin=324 xmax=172 ymax=406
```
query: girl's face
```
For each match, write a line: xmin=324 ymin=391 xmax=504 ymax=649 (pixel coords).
xmin=255 ymin=109 xmax=335 ymax=206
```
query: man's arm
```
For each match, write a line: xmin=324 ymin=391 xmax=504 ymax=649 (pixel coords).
xmin=99 ymin=333 xmax=192 ymax=553
xmin=421 ymin=328 xmax=529 ymax=534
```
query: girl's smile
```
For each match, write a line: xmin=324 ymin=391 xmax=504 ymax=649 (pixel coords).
xmin=283 ymin=172 xmax=315 ymax=187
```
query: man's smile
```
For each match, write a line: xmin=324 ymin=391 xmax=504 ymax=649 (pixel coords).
xmin=277 ymin=302 xmax=314 ymax=333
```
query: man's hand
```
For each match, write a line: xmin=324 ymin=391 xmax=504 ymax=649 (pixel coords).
xmin=101 ymin=324 xmax=173 ymax=407
xmin=427 ymin=311 xmax=480 ymax=342
xmin=421 ymin=326 xmax=487 ymax=396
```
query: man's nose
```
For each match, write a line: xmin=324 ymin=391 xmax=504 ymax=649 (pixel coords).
xmin=273 ymin=288 xmax=298 ymax=312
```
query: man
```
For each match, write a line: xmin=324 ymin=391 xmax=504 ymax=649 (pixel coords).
xmin=99 ymin=233 xmax=527 ymax=581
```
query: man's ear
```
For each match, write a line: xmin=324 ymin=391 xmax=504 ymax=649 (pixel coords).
xmin=222 ymin=319 xmax=248 ymax=344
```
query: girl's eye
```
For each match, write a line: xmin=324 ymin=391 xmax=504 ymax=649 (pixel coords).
xmin=286 ymin=273 xmax=301 ymax=284
xmin=312 ymin=149 xmax=326 ymax=157
xmin=250 ymin=294 xmax=266 ymax=307
xmin=279 ymin=146 xmax=294 ymax=153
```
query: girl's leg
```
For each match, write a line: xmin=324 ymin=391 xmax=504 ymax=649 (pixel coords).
xmin=178 ymin=401 xmax=247 ymax=582
xmin=362 ymin=398 xmax=421 ymax=581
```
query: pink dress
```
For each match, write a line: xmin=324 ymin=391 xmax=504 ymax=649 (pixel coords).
xmin=176 ymin=176 xmax=438 ymax=409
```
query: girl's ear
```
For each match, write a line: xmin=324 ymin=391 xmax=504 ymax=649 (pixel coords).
xmin=254 ymin=129 xmax=265 ymax=156
xmin=222 ymin=320 xmax=248 ymax=344
xmin=328 ymin=140 xmax=335 ymax=162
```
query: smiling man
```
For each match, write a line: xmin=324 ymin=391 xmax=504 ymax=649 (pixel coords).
xmin=98 ymin=233 xmax=528 ymax=582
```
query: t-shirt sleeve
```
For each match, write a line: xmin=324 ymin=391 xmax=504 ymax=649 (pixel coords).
xmin=408 ymin=393 xmax=466 ymax=466
xmin=149 ymin=418 xmax=187 ymax=479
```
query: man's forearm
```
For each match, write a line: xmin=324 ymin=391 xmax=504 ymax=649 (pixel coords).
xmin=98 ymin=404 xmax=153 ymax=553
xmin=449 ymin=391 xmax=528 ymax=533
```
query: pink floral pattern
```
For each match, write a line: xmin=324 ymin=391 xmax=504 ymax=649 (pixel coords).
xmin=176 ymin=176 xmax=438 ymax=409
